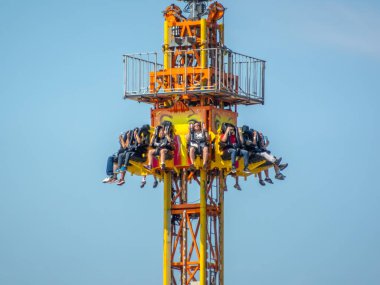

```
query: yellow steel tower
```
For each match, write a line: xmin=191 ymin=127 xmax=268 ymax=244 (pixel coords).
xmin=122 ymin=1 xmax=267 ymax=284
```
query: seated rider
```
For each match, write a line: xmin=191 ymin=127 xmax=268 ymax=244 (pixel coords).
xmin=115 ymin=126 xmax=150 ymax=186
xmin=220 ymin=125 xmax=250 ymax=174
xmin=102 ymin=131 xmax=129 ymax=183
xmin=186 ymin=121 xmax=209 ymax=170
xmin=144 ymin=125 xmax=173 ymax=171
xmin=253 ymin=131 xmax=288 ymax=180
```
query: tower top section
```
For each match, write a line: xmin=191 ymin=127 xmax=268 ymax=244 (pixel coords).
xmin=123 ymin=1 xmax=265 ymax=107
xmin=177 ymin=0 xmax=212 ymax=20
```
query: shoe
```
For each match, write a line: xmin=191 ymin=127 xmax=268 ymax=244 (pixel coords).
xmin=102 ymin=176 xmax=114 ymax=183
xmin=116 ymin=179 xmax=125 ymax=186
xmin=275 ymin=157 xmax=282 ymax=165
xmin=243 ymin=168 xmax=251 ymax=174
xmin=233 ymin=184 xmax=242 ymax=191
xmin=279 ymin=163 xmax=288 ymax=171
xmin=259 ymin=179 xmax=266 ymax=186
xmin=264 ymin=177 xmax=273 ymax=184
xmin=109 ymin=175 xmax=118 ymax=183
xmin=144 ymin=165 xmax=152 ymax=170
xmin=153 ymin=180 xmax=158 ymax=188
xmin=140 ymin=180 xmax=146 ymax=188
xmin=275 ymin=173 xmax=285 ymax=180
xmin=189 ymin=164 xmax=195 ymax=171
xmin=160 ymin=163 xmax=166 ymax=170
xmin=231 ymin=166 xmax=237 ymax=174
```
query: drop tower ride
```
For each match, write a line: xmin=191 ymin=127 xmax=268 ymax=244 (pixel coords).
xmin=122 ymin=1 xmax=267 ymax=284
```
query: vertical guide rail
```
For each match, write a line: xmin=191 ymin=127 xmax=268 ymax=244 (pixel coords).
xmin=201 ymin=18 xmax=207 ymax=90
xmin=181 ymin=170 xmax=188 ymax=285
xmin=200 ymin=170 xmax=207 ymax=285
xmin=262 ymin=61 xmax=266 ymax=104
xmin=218 ymin=174 xmax=224 ymax=285
xmin=123 ymin=56 xmax=127 ymax=97
xmin=164 ymin=21 xmax=169 ymax=69
xmin=155 ymin=52 xmax=158 ymax=95
xmin=163 ymin=172 xmax=172 ymax=285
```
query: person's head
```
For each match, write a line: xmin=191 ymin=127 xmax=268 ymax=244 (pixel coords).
xmin=193 ymin=121 xmax=201 ymax=131
xmin=229 ymin=127 xmax=235 ymax=136
xmin=242 ymin=125 xmax=250 ymax=133
xmin=259 ymin=132 xmax=263 ymax=138
xmin=158 ymin=127 xmax=165 ymax=138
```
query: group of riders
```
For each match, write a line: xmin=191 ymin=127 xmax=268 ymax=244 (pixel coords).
xmin=102 ymin=121 xmax=288 ymax=189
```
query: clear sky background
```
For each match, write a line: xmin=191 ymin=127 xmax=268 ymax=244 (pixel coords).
xmin=1 ymin=0 xmax=379 ymax=284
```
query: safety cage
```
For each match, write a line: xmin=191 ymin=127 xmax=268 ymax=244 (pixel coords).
xmin=123 ymin=48 xmax=265 ymax=105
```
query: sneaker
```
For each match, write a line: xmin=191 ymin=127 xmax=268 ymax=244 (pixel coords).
xmin=231 ymin=166 xmax=237 ymax=174
xmin=275 ymin=157 xmax=282 ymax=165
xmin=102 ymin=176 xmax=114 ymax=183
xmin=109 ymin=175 xmax=118 ymax=183
xmin=144 ymin=165 xmax=152 ymax=171
xmin=259 ymin=179 xmax=266 ymax=186
xmin=275 ymin=173 xmax=285 ymax=180
xmin=160 ymin=163 xmax=166 ymax=170
xmin=153 ymin=180 xmax=158 ymax=188
xmin=243 ymin=168 xmax=251 ymax=174
xmin=233 ymin=184 xmax=242 ymax=191
xmin=140 ymin=180 xmax=146 ymax=188
xmin=279 ymin=163 xmax=288 ymax=171
xmin=264 ymin=177 xmax=273 ymax=184
xmin=116 ymin=179 xmax=125 ymax=186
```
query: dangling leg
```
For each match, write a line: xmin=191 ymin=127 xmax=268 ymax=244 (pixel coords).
xmin=189 ymin=147 xmax=196 ymax=170
xmin=144 ymin=149 xmax=155 ymax=170
xmin=140 ymin=175 xmax=147 ymax=188
xmin=233 ymin=176 xmax=241 ymax=191
xmin=228 ymin=148 xmax=237 ymax=173
xmin=264 ymin=169 xmax=273 ymax=184
xmin=202 ymin=146 xmax=209 ymax=170
xmin=160 ymin=149 xmax=168 ymax=170
xmin=258 ymin=172 xmax=265 ymax=186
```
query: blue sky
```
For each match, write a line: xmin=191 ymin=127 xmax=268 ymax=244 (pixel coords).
xmin=1 ymin=0 xmax=379 ymax=284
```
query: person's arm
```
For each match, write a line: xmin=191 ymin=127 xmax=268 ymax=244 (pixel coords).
xmin=135 ymin=130 xmax=141 ymax=144
xmin=238 ymin=128 xmax=244 ymax=144
xmin=165 ymin=130 xmax=172 ymax=143
xmin=149 ymin=132 xmax=155 ymax=146
xmin=264 ymin=138 xmax=270 ymax=148
xmin=120 ymin=133 xmax=128 ymax=149
xmin=252 ymin=131 xmax=257 ymax=145
xmin=124 ymin=132 xmax=131 ymax=149
xmin=202 ymin=123 xmax=209 ymax=142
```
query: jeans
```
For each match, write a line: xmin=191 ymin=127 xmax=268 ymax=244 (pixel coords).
xmin=117 ymin=151 xmax=134 ymax=168
xmin=106 ymin=154 xmax=117 ymax=176
xmin=228 ymin=148 xmax=249 ymax=168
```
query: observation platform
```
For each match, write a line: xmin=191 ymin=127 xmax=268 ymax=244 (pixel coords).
xmin=123 ymin=48 xmax=265 ymax=106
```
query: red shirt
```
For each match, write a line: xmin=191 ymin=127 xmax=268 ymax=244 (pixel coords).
xmin=220 ymin=134 xmax=237 ymax=144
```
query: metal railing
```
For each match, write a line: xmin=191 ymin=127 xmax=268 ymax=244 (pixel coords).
xmin=123 ymin=52 xmax=163 ymax=96
xmin=123 ymin=48 xmax=265 ymax=104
